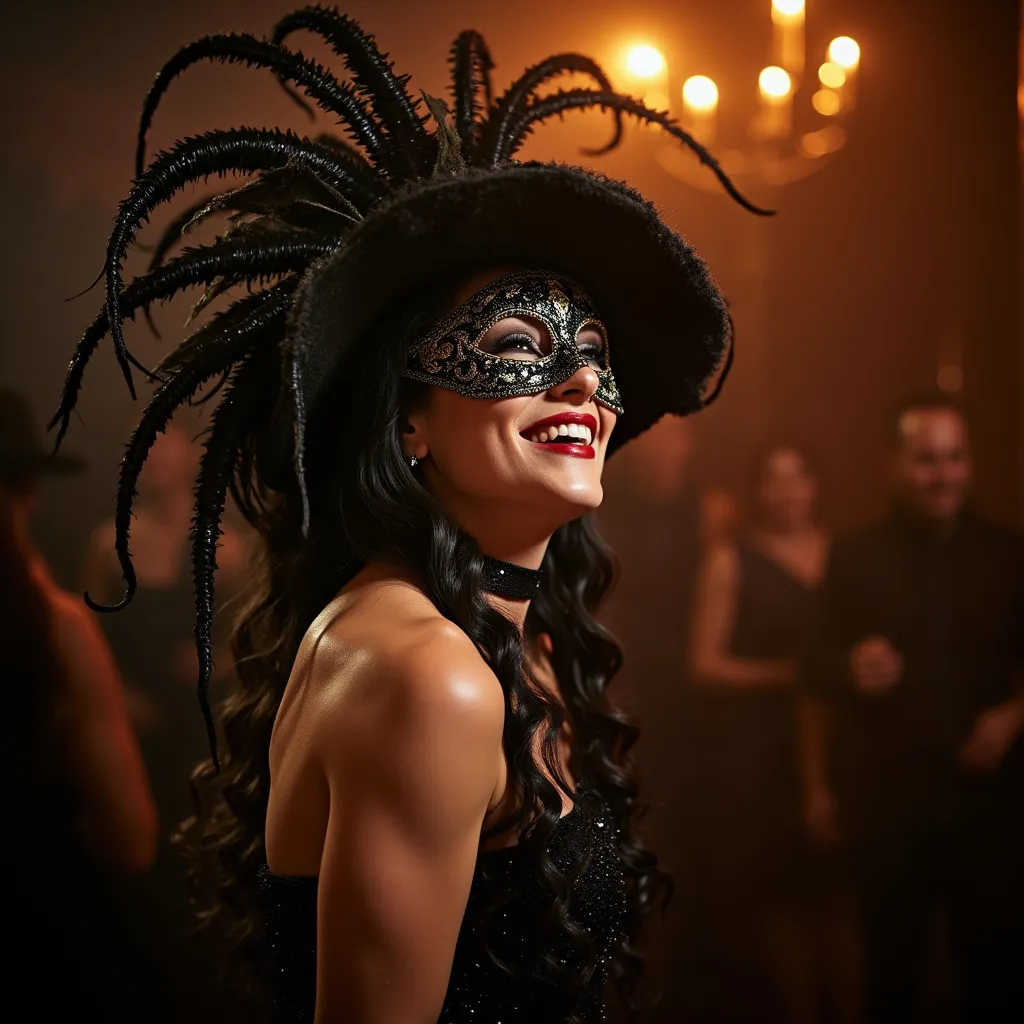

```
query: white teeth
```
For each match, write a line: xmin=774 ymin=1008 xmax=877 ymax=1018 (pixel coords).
xmin=526 ymin=423 xmax=594 ymax=444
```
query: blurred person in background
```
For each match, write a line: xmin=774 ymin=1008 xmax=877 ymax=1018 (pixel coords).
xmin=802 ymin=395 xmax=1024 ymax=1022
xmin=596 ymin=414 xmax=738 ymax=1017
xmin=84 ymin=416 xmax=248 ymax=823
xmin=599 ymin=414 xmax=738 ymax=693
xmin=82 ymin=414 xmax=246 ymax=1021
xmin=686 ymin=443 xmax=857 ymax=1024
xmin=2 ymin=387 xmax=157 ymax=1018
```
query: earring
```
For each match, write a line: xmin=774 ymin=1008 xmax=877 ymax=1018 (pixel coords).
xmin=408 ymin=455 xmax=419 ymax=469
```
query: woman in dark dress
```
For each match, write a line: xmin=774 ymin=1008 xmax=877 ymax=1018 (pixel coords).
xmin=688 ymin=444 xmax=856 ymax=1024
xmin=51 ymin=8 xmax=767 ymax=1020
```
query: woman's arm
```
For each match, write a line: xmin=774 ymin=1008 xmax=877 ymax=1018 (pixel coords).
xmin=689 ymin=543 xmax=796 ymax=688
xmin=50 ymin=590 xmax=158 ymax=872
xmin=313 ymin=623 xmax=505 ymax=1024
xmin=796 ymin=694 xmax=841 ymax=845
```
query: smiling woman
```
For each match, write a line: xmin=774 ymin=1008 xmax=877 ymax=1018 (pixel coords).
xmin=50 ymin=5 xmax=765 ymax=1022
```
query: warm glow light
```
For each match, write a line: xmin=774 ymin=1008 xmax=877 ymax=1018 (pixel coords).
xmin=828 ymin=36 xmax=861 ymax=70
xmin=758 ymin=66 xmax=792 ymax=100
xmin=801 ymin=125 xmax=846 ymax=156
xmin=772 ymin=0 xmax=805 ymax=16
xmin=682 ymin=75 xmax=719 ymax=112
xmin=812 ymin=89 xmax=842 ymax=116
xmin=626 ymin=45 xmax=666 ymax=79
xmin=818 ymin=62 xmax=847 ymax=89
xmin=643 ymin=90 xmax=671 ymax=113
xmin=801 ymin=132 xmax=830 ymax=157
xmin=937 ymin=365 xmax=963 ymax=393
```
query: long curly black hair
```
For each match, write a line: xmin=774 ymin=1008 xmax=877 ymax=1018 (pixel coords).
xmin=48 ymin=5 xmax=757 ymax=1017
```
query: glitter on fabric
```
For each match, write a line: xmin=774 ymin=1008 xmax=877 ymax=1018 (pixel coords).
xmin=258 ymin=780 xmax=627 ymax=1022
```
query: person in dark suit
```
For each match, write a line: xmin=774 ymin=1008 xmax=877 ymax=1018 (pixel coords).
xmin=802 ymin=394 xmax=1024 ymax=1022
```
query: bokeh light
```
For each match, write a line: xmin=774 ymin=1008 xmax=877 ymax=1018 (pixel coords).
xmin=758 ymin=66 xmax=792 ymax=100
xmin=828 ymin=36 xmax=861 ymax=70
xmin=682 ymin=75 xmax=719 ymax=112
xmin=801 ymin=125 xmax=846 ymax=157
xmin=626 ymin=45 xmax=666 ymax=79
xmin=818 ymin=62 xmax=847 ymax=89
xmin=771 ymin=0 xmax=806 ymax=16
xmin=812 ymin=89 xmax=842 ymax=116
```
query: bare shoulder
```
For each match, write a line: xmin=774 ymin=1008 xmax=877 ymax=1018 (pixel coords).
xmin=296 ymin=580 xmax=505 ymax=769
xmin=43 ymin=584 xmax=121 ymax=706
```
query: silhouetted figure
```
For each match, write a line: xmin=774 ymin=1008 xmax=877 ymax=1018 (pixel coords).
xmin=82 ymin=419 xmax=245 ymax=1021
xmin=2 ymin=388 xmax=157 ymax=1020
xmin=597 ymin=415 xmax=737 ymax=1018
xmin=686 ymin=444 xmax=857 ymax=1024
xmin=803 ymin=396 xmax=1024 ymax=1022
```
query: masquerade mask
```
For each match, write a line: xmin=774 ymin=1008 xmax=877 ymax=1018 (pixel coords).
xmin=404 ymin=271 xmax=624 ymax=414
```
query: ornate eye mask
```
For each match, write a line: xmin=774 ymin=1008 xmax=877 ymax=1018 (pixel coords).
xmin=404 ymin=271 xmax=624 ymax=414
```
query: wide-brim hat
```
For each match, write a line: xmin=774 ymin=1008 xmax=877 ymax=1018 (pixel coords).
xmin=48 ymin=6 xmax=768 ymax=761
xmin=288 ymin=161 xmax=731 ymax=459
xmin=1 ymin=388 xmax=83 ymax=479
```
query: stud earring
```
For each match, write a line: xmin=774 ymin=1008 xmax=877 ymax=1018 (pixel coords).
xmin=408 ymin=455 xmax=419 ymax=469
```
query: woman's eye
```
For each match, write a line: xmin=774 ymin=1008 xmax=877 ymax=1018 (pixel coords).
xmin=577 ymin=331 xmax=607 ymax=370
xmin=486 ymin=331 xmax=545 ymax=361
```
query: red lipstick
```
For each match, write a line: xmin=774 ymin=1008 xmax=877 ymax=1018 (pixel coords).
xmin=520 ymin=411 xmax=598 ymax=459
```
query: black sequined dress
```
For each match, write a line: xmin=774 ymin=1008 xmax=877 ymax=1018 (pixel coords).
xmin=258 ymin=780 xmax=627 ymax=1022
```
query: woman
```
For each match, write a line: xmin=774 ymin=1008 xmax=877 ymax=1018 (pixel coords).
xmin=2 ymin=388 xmax=157 ymax=1017
xmin=51 ymin=8 xmax=766 ymax=1021
xmin=687 ymin=444 xmax=854 ymax=1024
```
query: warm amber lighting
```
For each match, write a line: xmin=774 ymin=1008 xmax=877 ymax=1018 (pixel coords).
xmin=801 ymin=125 xmax=846 ymax=156
xmin=937 ymin=365 xmax=963 ymax=393
xmin=801 ymin=132 xmax=830 ymax=157
xmin=643 ymin=89 xmax=671 ymax=113
xmin=818 ymin=62 xmax=847 ymax=89
xmin=772 ymin=0 xmax=805 ymax=17
xmin=812 ymin=89 xmax=842 ymax=116
xmin=682 ymin=75 xmax=719 ymax=112
xmin=828 ymin=36 xmax=861 ymax=70
xmin=759 ymin=66 xmax=792 ymax=100
xmin=626 ymin=45 xmax=666 ymax=79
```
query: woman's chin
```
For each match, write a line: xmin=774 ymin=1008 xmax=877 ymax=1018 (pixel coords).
xmin=527 ymin=474 xmax=605 ymax=518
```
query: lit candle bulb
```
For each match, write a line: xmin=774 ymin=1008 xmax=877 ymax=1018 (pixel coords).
xmin=625 ymin=44 xmax=670 ymax=127
xmin=771 ymin=0 xmax=805 ymax=78
xmin=681 ymin=75 xmax=719 ymax=144
xmin=827 ymin=36 xmax=860 ymax=109
xmin=758 ymin=65 xmax=793 ymax=139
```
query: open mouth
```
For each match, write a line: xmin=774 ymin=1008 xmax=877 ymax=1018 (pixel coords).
xmin=520 ymin=412 xmax=598 ymax=458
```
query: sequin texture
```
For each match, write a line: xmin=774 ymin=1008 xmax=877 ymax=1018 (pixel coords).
xmin=259 ymin=780 xmax=627 ymax=1022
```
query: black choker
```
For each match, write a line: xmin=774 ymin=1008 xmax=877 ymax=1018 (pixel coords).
xmin=482 ymin=556 xmax=543 ymax=600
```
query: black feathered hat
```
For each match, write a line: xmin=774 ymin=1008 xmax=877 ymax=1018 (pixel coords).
xmin=49 ymin=5 xmax=767 ymax=762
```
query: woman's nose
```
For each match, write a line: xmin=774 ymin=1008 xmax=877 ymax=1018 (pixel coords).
xmin=550 ymin=365 xmax=599 ymax=404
